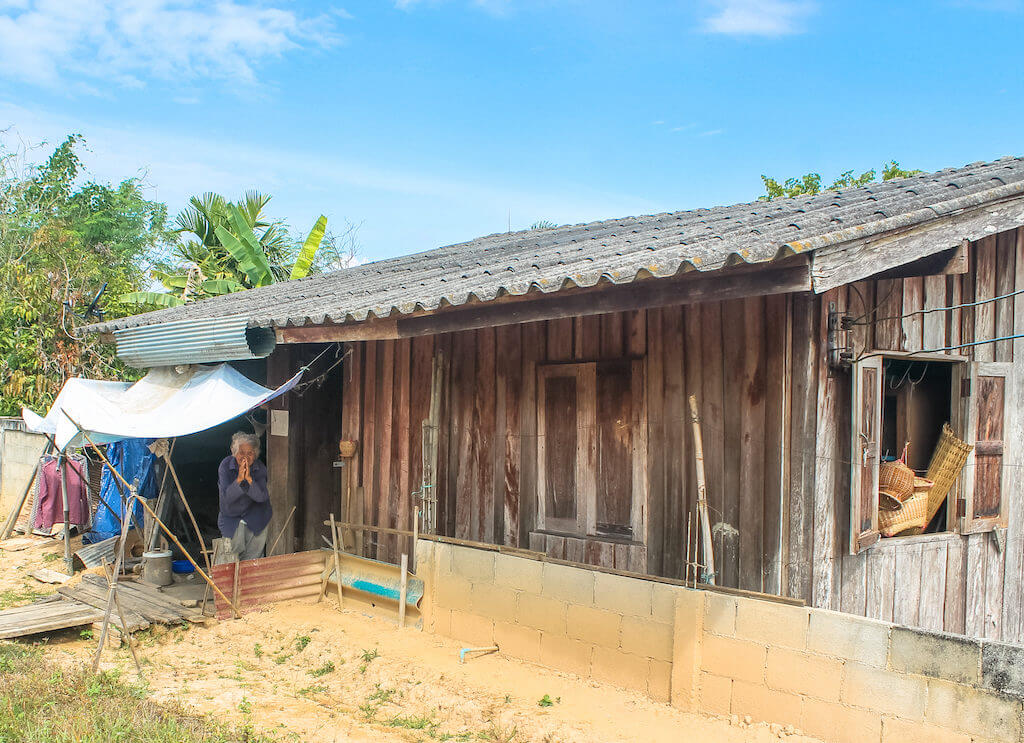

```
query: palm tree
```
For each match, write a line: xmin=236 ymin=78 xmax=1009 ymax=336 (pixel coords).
xmin=122 ymin=191 xmax=327 ymax=307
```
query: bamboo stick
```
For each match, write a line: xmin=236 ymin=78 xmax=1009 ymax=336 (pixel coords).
xmin=688 ymin=395 xmax=716 ymax=585
xmin=269 ymin=506 xmax=296 ymax=556
xmin=329 ymin=513 xmax=343 ymax=609
xmin=398 ymin=553 xmax=408 ymax=629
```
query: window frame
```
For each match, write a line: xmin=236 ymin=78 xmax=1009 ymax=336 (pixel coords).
xmin=535 ymin=359 xmax=647 ymax=543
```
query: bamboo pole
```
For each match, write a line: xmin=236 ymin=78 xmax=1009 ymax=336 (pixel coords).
xmin=268 ymin=506 xmax=296 ymax=556
xmin=61 ymin=413 xmax=240 ymax=617
xmin=688 ymin=395 xmax=716 ymax=585
xmin=398 ymin=553 xmax=408 ymax=629
xmin=329 ymin=513 xmax=344 ymax=609
xmin=162 ymin=449 xmax=209 ymax=572
xmin=92 ymin=474 xmax=137 ymax=673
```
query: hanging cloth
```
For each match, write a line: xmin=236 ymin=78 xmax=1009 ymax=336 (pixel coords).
xmin=33 ymin=457 xmax=89 ymax=531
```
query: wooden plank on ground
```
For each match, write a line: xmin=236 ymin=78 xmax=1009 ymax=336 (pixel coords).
xmin=0 ymin=598 xmax=105 ymax=639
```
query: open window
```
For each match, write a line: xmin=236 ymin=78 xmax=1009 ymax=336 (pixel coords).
xmin=536 ymin=360 xmax=646 ymax=542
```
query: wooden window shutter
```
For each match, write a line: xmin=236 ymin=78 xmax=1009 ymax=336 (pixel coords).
xmin=850 ymin=356 xmax=883 ymax=554
xmin=961 ymin=362 xmax=1014 ymax=534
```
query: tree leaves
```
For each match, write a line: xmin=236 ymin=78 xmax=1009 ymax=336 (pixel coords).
xmin=119 ymin=291 xmax=186 ymax=307
xmin=290 ymin=215 xmax=327 ymax=280
xmin=760 ymin=161 xmax=922 ymax=200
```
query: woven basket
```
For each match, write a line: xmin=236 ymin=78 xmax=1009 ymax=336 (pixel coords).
xmin=879 ymin=457 xmax=915 ymax=502
xmin=879 ymin=478 xmax=932 ymax=537
xmin=917 ymin=423 xmax=973 ymax=530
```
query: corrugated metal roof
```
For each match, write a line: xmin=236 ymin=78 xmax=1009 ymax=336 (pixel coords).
xmin=88 ymin=156 xmax=1024 ymax=334
xmin=113 ymin=316 xmax=276 ymax=367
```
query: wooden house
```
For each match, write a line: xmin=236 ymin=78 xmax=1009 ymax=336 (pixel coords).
xmin=90 ymin=157 xmax=1024 ymax=642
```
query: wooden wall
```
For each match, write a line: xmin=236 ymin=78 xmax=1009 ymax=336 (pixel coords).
xmin=268 ymin=226 xmax=1024 ymax=643
xmin=336 ymin=298 xmax=792 ymax=592
xmin=808 ymin=227 xmax=1024 ymax=643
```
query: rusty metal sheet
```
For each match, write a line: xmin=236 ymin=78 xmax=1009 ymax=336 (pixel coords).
xmin=212 ymin=550 xmax=325 ymax=619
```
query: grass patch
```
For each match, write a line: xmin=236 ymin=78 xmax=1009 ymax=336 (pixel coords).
xmin=308 ymin=661 xmax=334 ymax=678
xmin=294 ymin=635 xmax=311 ymax=652
xmin=0 ymin=585 xmax=46 ymax=609
xmin=0 ymin=642 xmax=278 ymax=742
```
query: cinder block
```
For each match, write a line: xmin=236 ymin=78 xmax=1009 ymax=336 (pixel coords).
xmin=540 ymin=632 xmax=593 ymax=677
xmin=493 ymin=621 xmax=541 ymax=663
xmin=566 ymin=604 xmax=621 ymax=649
xmin=731 ymin=680 xmax=802 ymax=728
xmin=734 ymin=598 xmax=808 ymax=650
xmin=541 ymin=562 xmax=595 ymax=605
xmin=981 ymin=641 xmax=1024 ymax=698
xmin=494 ymin=553 xmax=543 ymax=593
xmin=842 ymin=663 xmax=927 ymax=720
xmin=699 ymin=672 xmax=732 ymax=716
xmin=765 ymin=646 xmax=843 ymax=701
xmin=620 ymin=615 xmax=674 ymax=662
xmin=649 ymin=659 xmax=672 ymax=702
xmin=807 ymin=609 xmax=890 ymax=668
xmin=926 ymin=679 xmax=1022 ymax=743
xmin=469 ymin=581 xmax=519 ymax=623
xmin=700 ymin=634 xmax=767 ymax=685
xmin=593 ymin=572 xmax=653 ymax=617
xmin=451 ymin=546 xmax=496 ymax=582
xmin=800 ymin=697 xmax=882 ymax=743
xmin=889 ymin=627 xmax=981 ymax=686
xmin=517 ymin=593 xmax=568 ymax=635
xmin=449 ymin=609 xmax=494 ymax=646
xmin=651 ymin=583 xmax=679 ymax=624
xmin=434 ymin=574 xmax=474 ymax=611
xmin=591 ymin=646 xmax=649 ymax=692
xmin=671 ymin=589 xmax=705 ymax=712
xmin=881 ymin=716 xmax=970 ymax=743
xmin=704 ymin=591 xmax=738 ymax=637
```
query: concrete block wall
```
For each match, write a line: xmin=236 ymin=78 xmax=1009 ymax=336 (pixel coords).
xmin=417 ymin=539 xmax=677 ymax=701
xmin=416 ymin=540 xmax=1024 ymax=742
xmin=0 ymin=421 xmax=46 ymax=516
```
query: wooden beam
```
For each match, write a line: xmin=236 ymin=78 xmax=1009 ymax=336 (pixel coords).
xmin=866 ymin=243 xmax=969 ymax=282
xmin=811 ymin=197 xmax=1024 ymax=293
xmin=397 ymin=259 xmax=811 ymax=338
xmin=276 ymin=320 xmax=399 ymax=344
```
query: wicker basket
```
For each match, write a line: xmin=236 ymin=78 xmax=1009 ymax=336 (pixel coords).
xmin=910 ymin=423 xmax=973 ymax=533
xmin=879 ymin=457 xmax=915 ymax=502
xmin=879 ymin=477 xmax=932 ymax=537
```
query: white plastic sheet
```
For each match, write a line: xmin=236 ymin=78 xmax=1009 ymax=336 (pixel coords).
xmin=22 ymin=364 xmax=301 ymax=452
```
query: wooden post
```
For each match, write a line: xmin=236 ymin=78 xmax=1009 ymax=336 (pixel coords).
xmin=398 ymin=552 xmax=408 ymax=628
xmin=688 ymin=395 xmax=716 ymax=585
xmin=59 ymin=454 xmax=73 ymax=574
xmin=329 ymin=513 xmax=344 ymax=609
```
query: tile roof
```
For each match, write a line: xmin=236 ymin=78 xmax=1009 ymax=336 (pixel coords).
xmin=89 ymin=156 xmax=1024 ymax=333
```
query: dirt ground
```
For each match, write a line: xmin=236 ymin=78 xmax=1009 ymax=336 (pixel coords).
xmin=2 ymin=536 xmax=828 ymax=743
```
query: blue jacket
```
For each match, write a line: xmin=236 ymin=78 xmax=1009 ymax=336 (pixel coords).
xmin=217 ymin=455 xmax=271 ymax=538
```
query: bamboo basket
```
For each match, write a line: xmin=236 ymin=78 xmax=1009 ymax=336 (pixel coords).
xmin=879 ymin=457 xmax=915 ymax=502
xmin=879 ymin=478 xmax=932 ymax=537
xmin=905 ymin=424 xmax=973 ymax=535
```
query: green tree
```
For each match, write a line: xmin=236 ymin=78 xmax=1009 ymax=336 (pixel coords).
xmin=0 ymin=134 xmax=173 ymax=416
xmin=760 ymin=161 xmax=923 ymax=200
xmin=122 ymin=192 xmax=329 ymax=307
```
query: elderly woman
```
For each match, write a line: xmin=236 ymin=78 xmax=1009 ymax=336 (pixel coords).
xmin=217 ymin=432 xmax=272 ymax=563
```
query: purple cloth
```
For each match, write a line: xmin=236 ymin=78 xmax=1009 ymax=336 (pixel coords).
xmin=35 ymin=458 xmax=89 ymax=530
xmin=217 ymin=455 xmax=271 ymax=539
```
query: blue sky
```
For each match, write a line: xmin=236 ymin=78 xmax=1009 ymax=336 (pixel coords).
xmin=1 ymin=0 xmax=1022 ymax=261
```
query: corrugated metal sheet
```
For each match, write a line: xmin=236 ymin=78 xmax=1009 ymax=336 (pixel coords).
xmin=211 ymin=549 xmax=325 ymax=619
xmin=113 ymin=316 xmax=276 ymax=367
xmin=87 ymin=156 xmax=1024 ymax=334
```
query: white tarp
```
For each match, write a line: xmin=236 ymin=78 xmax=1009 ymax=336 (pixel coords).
xmin=22 ymin=364 xmax=301 ymax=452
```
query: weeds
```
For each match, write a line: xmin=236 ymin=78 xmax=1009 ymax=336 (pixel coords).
xmin=0 ymin=585 xmax=46 ymax=610
xmin=253 ymin=643 xmax=263 ymax=658
xmin=537 ymin=694 xmax=559 ymax=708
xmin=297 ymin=684 xmax=328 ymax=697
xmin=0 ymin=641 xmax=278 ymax=742
xmin=308 ymin=661 xmax=334 ymax=677
xmin=386 ymin=713 xmax=438 ymax=734
xmin=294 ymin=635 xmax=311 ymax=652
xmin=482 ymin=720 xmax=519 ymax=743
xmin=358 ymin=647 xmax=378 ymax=673
xmin=79 ymin=629 xmax=94 ymax=640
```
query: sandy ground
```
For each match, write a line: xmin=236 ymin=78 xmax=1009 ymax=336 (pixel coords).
xmin=3 ymin=536 xmax=827 ymax=743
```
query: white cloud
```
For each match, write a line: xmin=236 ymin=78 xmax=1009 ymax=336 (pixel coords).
xmin=0 ymin=0 xmax=341 ymax=90
xmin=701 ymin=0 xmax=815 ymax=36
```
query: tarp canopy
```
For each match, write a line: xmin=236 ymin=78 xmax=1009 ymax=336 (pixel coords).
xmin=22 ymin=364 xmax=301 ymax=452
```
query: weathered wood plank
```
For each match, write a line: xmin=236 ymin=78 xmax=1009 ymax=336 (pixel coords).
xmin=964 ymin=533 xmax=986 ymax=637
xmin=682 ymin=305 xmax=703 ymax=578
xmin=975 ymin=235 xmax=997 ymax=363
xmin=839 ymin=554 xmax=867 ymax=618
xmin=266 ymin=346 xmax=295 ymax=555
xmin=601 ymin=312 xmax=624 ymax=359
xmin=361 ymin=342 xmax=378 ymax=557
xmin=893 ymin=543 xmax=923 ymax=627
xmin=865 ymin=548 xmax=895 ymax=623
xmin=873 ymin=279 xmax=904 ymax=351
xmin=994 ymin=230 xmax=1016 ymax=362
xmin=626 ymin=309 xmax=646 ymax=358
xmin=720 ymin=300 xmax=744 ymax=589
xmin=1004 ymin=227 xmax=1024 ymax=642
xmin=901 ymin=276 xmax=924 ymax=352
xmin=498 ymin=325 xmax=522 ymax=547
xmin=452 ymin=331 xmax=477 ymax=540
xmin=984 ymin=535 xmax=1004 ymax=640
xmin=574 ymin=315 xmax=600 ymax=360
xmin=787 ymin=293 xmax=817 ymax=602
xmin=661 ymin=307 xmax=685 ymax=580
xmin=435 ymin=334 xmax=453 ymax=537
xmin=395 ymin=338 xmax=412 ymax=559
xmin=918 ymin=539 xmax=948 ymax=632
xmin=519 ymin=323 xmax=543 ymax=547
xmin=763 ymin=294 xmax=788 ymax=596
xmin=923 ymin=275 xmax=946 ymax=351
xmin=700 ymin=302 xmax=728 ymax=589
xmin=739 ymin=297 xmax=767 ymax=593
xmin=645 ymin=308 xmax=666 ymax=575
xmin=476 ymin=327 xmax=497 ymax=544
xmin=547 ymin=318 xmax=573 ymax=361
xmin=944 ymin=536 xmax=966 ymax=635
xmin=376 ymin=341 xmax=396 ymax=560
xmin=812 ymin=291 xmax=840 ymax=610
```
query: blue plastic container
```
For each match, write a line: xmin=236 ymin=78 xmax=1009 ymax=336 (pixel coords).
xmin=171 ymin=559 xmax=195 ymax=574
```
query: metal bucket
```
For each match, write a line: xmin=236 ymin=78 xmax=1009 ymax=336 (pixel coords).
xmin=142 ymin=550 xmax=173 ymax=586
